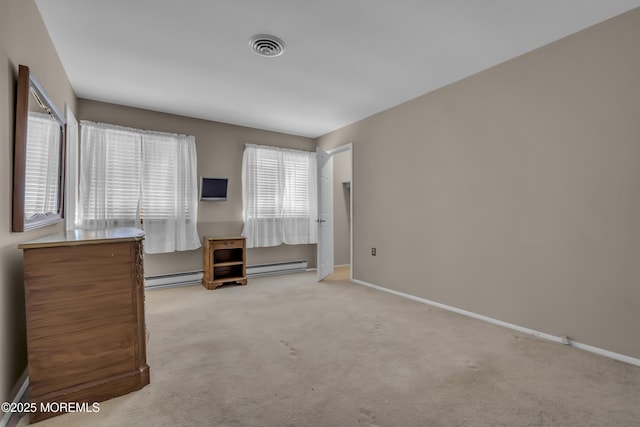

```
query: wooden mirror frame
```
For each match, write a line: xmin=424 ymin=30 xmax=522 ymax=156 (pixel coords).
xmin=12 ymin=65 xmax=66 ymax=232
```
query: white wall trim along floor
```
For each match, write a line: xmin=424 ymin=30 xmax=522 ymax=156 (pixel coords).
xmin=352 ymin=279 xmax=640 ymax=368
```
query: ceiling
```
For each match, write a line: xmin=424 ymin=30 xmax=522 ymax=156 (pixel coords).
xmin=35 ymin=0 xmax=640 ymax=138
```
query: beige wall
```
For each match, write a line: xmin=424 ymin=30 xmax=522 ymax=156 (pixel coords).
xmin=318 ymin=9 xmax=640 ymax=360
xmin=78 ymin=99 xmax=317 ymax=276
xmin=333 ymin=150 xmax=351 ymax=266
xmin=0 ymin=0 xmax=77 ymax=405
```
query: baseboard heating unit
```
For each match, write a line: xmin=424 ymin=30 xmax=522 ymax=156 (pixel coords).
xmin=145 ymin=260 xmax=309 ymax=289
xmin=247 ymin=260 xmax=308 ymax=278
xmin=145 ymin=271 xmax=203 ymax=290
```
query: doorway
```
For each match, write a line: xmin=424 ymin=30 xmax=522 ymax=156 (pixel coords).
xmin=317 ymin=143 xmax=353 ymax=281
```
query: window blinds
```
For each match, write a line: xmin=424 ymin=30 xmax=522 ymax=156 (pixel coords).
xmin=24 ymin=112 xmax=62 ymax=219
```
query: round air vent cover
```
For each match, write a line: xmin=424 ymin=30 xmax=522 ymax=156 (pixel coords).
xmin=249 ymin=34 xmax=286 ymax=57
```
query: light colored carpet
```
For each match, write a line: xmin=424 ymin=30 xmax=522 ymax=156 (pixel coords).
xmin=19 ymin=268 xmax=640 ymax=426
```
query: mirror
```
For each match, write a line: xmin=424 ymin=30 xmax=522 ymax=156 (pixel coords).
xmin=13 ymin=65 xmax=66 ymax=232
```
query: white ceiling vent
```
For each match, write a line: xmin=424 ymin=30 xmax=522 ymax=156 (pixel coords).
xmin=249 ymin=34 xmax=286 ymax=57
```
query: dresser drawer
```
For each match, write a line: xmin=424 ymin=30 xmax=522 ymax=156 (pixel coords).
xmin=212 ymin=239 xmax=244 ymax=250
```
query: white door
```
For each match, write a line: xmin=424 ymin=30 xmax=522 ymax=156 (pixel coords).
xmin=316 ymin=147 xmax=334 ymax=281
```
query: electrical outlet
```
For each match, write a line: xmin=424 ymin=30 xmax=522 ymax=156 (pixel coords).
xmin=371 ymin=248 xmax=376 ymax=256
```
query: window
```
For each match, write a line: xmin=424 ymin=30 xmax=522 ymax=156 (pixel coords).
xmin=24 ymin=112 xmax=62 ymax=218
xmin=79 ymin=121 xmax=200 ymax=254
xmin=241 ymin=144 xmax=317 ymax=248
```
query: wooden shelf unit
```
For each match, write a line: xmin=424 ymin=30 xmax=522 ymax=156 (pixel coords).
xmin=203 ymin=236 xmax=247 ymax=289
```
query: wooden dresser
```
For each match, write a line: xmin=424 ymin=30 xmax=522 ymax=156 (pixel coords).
xmin=19 ymin=228 xmax=150 ymax=423
xmin=202 ymin=236 xmax=247 ymax=289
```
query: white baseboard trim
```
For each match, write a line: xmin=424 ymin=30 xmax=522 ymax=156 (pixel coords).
xmin=352 ymin=279 xmax=640 ymax=368
xmin=567 ymin=340 xmax=640 ymax=367
xmin=0 ymin=371 xmax=29 ymax=427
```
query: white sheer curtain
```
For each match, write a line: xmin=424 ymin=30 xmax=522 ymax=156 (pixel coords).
xmin=141 ymin=132 xmax=200 ymax=253
xmin=242 ymin=144 xmax=317 ymax=248
xmin=79 ymin=121 xmax=200 ymax=254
